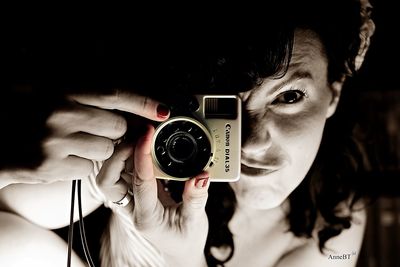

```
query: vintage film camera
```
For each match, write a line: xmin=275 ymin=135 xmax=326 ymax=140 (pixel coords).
xmin=151 ymin=95 xmax=241 ymax=182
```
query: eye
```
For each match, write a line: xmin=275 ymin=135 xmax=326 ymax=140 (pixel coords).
xmin=272 ymin=89 xmax=307 ymax=104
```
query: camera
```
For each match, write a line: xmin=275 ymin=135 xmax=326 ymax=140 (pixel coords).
xmin=151 ymin=95 xmax=241 ymax=182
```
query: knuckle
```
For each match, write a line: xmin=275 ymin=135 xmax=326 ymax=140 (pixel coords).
xmin=109 ymin=88 xmax=122 ymax=106
xmin=41 ymin=137 xmax=63 ymax=157
xmin=102 ymin=139 xmax=115 ymax=159
xmin=46 ymin=107 xmax=83 ymax=133
xmin=46 ymin=109 xmax=68 ymax=128
xmin=184 ymin=194 xmax=207 ymax=210
xmin=113 ymin=116 xmax=127 ymax=138
xmin=139 ymin=96 xmax=156 ymax=117
xmin=140 ymin=96 xmax=149 ymax=110
xmin=132 ymin=180 xmax=149 ymax=196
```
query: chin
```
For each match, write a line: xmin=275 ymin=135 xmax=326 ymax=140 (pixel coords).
xmin=235 ymin=189 xmax=286 ymax=210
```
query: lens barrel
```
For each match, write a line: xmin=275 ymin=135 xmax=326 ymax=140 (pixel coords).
xmin=153 ymin=117 xmax=212 ymax=178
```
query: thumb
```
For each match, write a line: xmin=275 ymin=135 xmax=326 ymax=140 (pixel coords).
xmin=181 ymin=172 xmax=210 ymax=220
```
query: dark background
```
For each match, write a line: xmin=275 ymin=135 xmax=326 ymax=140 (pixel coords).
xmin=353 ymin=2 xmax=400 ymax=267
xmin=357 ymin=0 xmax=398 ymax=92
xmin=1 ymin=1 xmax=399 ymax=266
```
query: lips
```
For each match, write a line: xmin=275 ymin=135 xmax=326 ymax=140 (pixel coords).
xmin=240 ymin=163 xmax=278 ymax=177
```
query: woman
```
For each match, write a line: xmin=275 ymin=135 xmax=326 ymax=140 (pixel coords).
xmin=100 ymin=1 xmax=375 ymax=266
xmin=0 ymin=0 xmax=375 ymax=266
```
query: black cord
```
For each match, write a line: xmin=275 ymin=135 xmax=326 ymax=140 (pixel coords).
xmin=67 ymin=180 xmax=77 ymax=267
xmin=77 ymin=180 xmax=96 ymax=267
xmin=67 ymin=180 xmax=96 ymax=267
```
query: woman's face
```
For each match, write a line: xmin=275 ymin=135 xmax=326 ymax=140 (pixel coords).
xmin=231 ymin=30 xmax=341 ymax=210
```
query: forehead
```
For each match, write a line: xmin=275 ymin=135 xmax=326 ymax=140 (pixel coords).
xmin=245 ymin=29 xmax=328 ymax=99
xmin=289 ymin=29 xmax=326 ymax=69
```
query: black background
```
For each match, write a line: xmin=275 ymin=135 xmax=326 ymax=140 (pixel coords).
xmin=357 ymin=0 xmax=399 ymax=91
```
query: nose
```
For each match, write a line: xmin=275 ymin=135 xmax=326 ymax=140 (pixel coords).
xmin=241 ymin=113 xmax=272 ymax=157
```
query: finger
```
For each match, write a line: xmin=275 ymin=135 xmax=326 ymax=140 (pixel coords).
xmin=96 ymin=144 xmax=133 ymax=187
xmin=181 ymin=172 xmax=210 ymax=220
xmin=132 ymin=125 xmax=161 ymax=221
xmin=102 ymin=178 xmax=129 ymax=203
xmin=34 ymin=156 xmax=94 ymax=183
xmin=61 ymin=156 xmax=95 ymax=180
xmin=44 ymin=133 xmax=115 ymax=161
xmin=47 ymin=104 xmax=127 ymax=140
xmin=96 ymin=144 xmax=133 ymax=203
xmin=123 ymin=150 xmax=135 ymax=177
xmin=120 ymin=172 xmax=132 ymax=184
xmin=69 ymin=90 xmax=170 ymax=122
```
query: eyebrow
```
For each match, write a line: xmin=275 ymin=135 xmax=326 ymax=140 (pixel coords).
xmin=269 ymin=70 xmax=313 ymax=95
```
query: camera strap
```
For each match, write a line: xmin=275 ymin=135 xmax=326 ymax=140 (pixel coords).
xmin=67 ymin=179 xmax=96 ymax=267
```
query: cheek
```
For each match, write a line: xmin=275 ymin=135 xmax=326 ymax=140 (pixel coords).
xmin=273 ymin=105 xmax=329 ymax=171
xmin=269 ymin=112 xmax=327 ymax=201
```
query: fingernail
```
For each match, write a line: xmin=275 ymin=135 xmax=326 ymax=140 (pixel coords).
xmin=195 ymin=177 xmax=209 ymax=189
xmin=157 ymin=104 xmax=170 ymax=119
xmin=112 ymin=137 xmax=124 ymax=145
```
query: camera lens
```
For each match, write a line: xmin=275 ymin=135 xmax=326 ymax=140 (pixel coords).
xmin=153 ymin=117 xmax=212 ymax=178
xmin=167 ymin=133 xmax=197 ymax=162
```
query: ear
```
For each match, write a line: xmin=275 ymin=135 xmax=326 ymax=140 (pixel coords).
xmin=326 ymin=81 xmax=343 ymax=118
xmin=355 ymin=0 xmax=376 ymax=71
xmin=354 ymin=19 xmax=375 ymax=71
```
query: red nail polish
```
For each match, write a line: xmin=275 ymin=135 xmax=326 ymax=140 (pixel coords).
xmin=157 ymin=104 xmax=169 ymax=118
xmin=195 ymin=177 xmax=209 ymax=189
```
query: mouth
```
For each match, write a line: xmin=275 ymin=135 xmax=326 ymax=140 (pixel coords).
xmin=240 ymin=164 xmax=278 ymax=177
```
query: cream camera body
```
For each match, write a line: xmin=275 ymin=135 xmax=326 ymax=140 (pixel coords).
xmin=151 ymin=95 xmax=241 ymax=182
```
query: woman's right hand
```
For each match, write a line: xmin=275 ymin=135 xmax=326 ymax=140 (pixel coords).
xmin=1 ymin=90 xmax=170 ymax=187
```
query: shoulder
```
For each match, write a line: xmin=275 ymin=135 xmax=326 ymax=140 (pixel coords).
xmin=277 ymin=208 xmax=366 ymax=267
